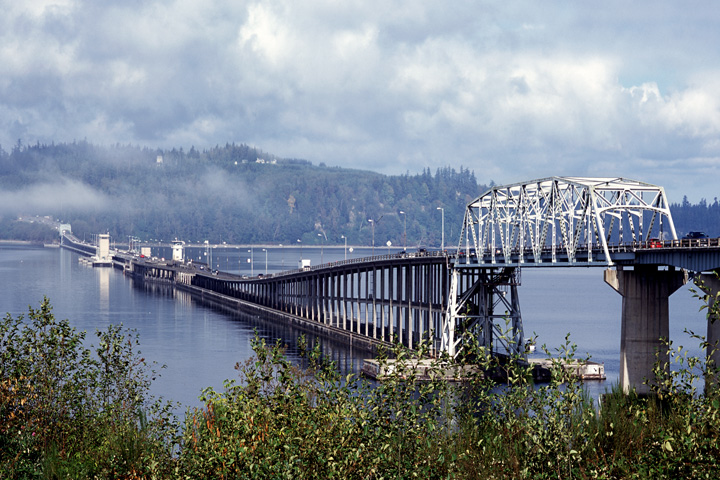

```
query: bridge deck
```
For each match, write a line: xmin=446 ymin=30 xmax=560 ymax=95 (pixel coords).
xmin=454 ymin=238 xmax=720 ymax=271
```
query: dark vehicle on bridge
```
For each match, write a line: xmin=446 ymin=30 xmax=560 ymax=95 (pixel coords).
xmin=684 ymin=231 xmax=709 ymax=246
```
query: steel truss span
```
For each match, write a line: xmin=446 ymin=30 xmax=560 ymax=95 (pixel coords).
xmin=456 ymin=176 xmax=677 ymax=267
xmin=443 ymin=177 xmax=677 ymax=358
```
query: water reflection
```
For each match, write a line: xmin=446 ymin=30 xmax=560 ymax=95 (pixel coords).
xmin=98 ymin=267 xmax=110 ymax=312
xmin=129 ymin=276 xmax=370 ymax=414
xmin=134 ymin=279 xmax=368 ymax=374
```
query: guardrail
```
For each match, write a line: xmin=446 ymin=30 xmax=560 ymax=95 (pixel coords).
xmin=634 ymin=237 xmax=720 ymax=249
xmin=454 ymin=238 xmax=720 ymax=257
xmin=234 ymin=250 xmax=449 ymax=281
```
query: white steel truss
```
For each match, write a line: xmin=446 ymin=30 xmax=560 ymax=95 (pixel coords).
xmin=457 ymin=177 xmax=677 ymax=266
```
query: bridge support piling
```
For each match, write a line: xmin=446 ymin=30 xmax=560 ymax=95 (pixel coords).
xmin=442 ymin=267 xmax=523 ymax=358
xmin=696 ymin=272 xmax=720 ymax=390
xmin=604 ymin=266 xmax=688 ymax=395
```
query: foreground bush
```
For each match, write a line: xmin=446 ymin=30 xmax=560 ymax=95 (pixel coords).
xmin=3 ymin=298 xmax=720 ymax=478
xmin=457 ymin=338 xmax=720 ymax=479
xmin=178 ymin=337 xmax=458 ymax=479
xmin=176 ymin=330 xmax=720 ymax=479
xmin=0 ymin=298 xmax=179 ymax=478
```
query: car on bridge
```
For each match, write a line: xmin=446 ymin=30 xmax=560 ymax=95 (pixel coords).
xmin=684 ymin=231 xmax=709 ymax=246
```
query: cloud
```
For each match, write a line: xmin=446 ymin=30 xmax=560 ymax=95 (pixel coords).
xmin=0 ymin=178 xmax=111 ymax=215
xmin=191 ymin=166 xmax=258 ymax=210
xmin=1 ymin=1 xmax=719 ymax=201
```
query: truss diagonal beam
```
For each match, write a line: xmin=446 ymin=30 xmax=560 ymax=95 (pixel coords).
xmin=454 ymin=176 xmax=677 ymax=267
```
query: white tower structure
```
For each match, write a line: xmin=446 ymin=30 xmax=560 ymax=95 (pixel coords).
xmin=172 ymin=240 xmax=185 ymax=262
xmin=98 ymin=234 xmax=110 ymax=261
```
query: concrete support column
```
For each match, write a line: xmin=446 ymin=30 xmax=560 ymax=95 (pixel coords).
xmin=696 ymin=272 xmax=720 ymax=388
xmin=605 ymin=266 xmax=688 ymax=394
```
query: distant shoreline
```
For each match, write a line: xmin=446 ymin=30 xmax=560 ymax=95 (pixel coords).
xmin=0 ymin=240 xmax=47 ymax=246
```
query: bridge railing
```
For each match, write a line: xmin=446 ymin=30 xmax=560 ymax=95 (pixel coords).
xmin=637 ymin=237 xmax=720 ymax=249
xmin=452 ymin=237 xmax=720 ymax=266
xmin=228 ymin=250 xmax=449 ymax=282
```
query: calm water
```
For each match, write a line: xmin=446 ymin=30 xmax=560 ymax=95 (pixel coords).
xmin=0 ymin=244 xmax=708 ymax=413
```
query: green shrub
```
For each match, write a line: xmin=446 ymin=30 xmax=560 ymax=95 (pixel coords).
xmin=173 ymin=323 xmax=720 ymax=479
xmin=0 ymin=297 xmax=179 ymax=479
xmin=5 ymin=289 xmax=720 ymax=479
xmin=177 ymin=335 xmax=457 ymax=479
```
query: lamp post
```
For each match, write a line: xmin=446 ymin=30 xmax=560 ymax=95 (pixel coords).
xmin=279 ymin=244 xmax=284 ymax=268
xmin=369 ymin=219 xmax=375 ymax=255
xmin=262 ymin=248 xmax=268 ymax=275
xmin=248 ymin=247 xmax=254 ymax=276
xmin=297 ymin=239 xmax=302 ymax=261
xmin=399 ymin=211 xmax=406 ymax=250
xmin=341 ymin=235 xmax=347 ymax=261
xmin=204 ymin=240 xmax=211 ymax=269
xmin=318 ymin=233 xmax=324 ymax=263
xmin=437 ymin=207 xmax=445 ymax=251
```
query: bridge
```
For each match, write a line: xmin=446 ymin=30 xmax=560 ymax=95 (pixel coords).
xmin=62 ymin=177 xmax=720 ymax=394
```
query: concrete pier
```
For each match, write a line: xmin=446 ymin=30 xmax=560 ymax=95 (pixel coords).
xmin=696 ymin=272 xmax=720 ymax=388
xmin=605 ymin=266 xmax=688 ymax=395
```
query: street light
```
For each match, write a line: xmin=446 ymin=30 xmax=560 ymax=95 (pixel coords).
xmin=368 ymin=215 xmax=384 ymax=255
xmin=279 ymin=244 xmax=284 ymax=268
xmin=297 ymin=239 xmax=302 ymax=260
xmin=399 ymin=211 xmax=407 ymax=250
xmin=204 ymin=240 xmax=212 ymax=269
xmin=437 ymin=207 xmax=445 ymax=251
xmin=318 ymin=233 xmax=324 ymax=264
xmin=248 ymin=247 xmax=254 ymax=276
xmin=341 ymin=235 xmax=347 ymax=261
xmin=369 ymin=219 xmax=375 ymax=255
xmin=262 ymin=248 xmax=268 ymax=274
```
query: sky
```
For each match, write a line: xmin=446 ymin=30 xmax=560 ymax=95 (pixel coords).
xmin=2 ymin=1 xmax=719 ymax=202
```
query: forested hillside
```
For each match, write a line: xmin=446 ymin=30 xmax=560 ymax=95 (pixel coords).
xmin=0 ymin=141 xmax=485 ymax=247
xmin=0 ymin=140 xmax=717 ymax=245
xmin=670 ymin=196 xmax=720 ymax=238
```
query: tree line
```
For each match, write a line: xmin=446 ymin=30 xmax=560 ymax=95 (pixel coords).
xmin=0 ymin=140 xmax=717 ymax=245
xmin=0 ymin=140 xmax=485 ymax=247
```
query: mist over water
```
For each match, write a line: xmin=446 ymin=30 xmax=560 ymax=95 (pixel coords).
xmin=0 ymin=244 xmax=708 ymax=413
